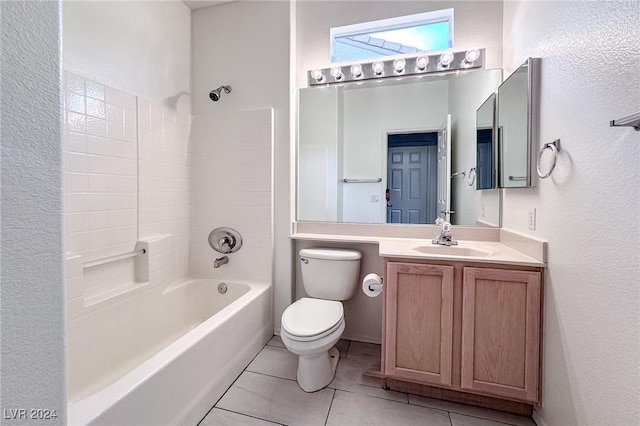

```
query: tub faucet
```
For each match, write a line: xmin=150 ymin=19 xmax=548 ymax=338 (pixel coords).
xmin=214 ymin=256 xmax=229 ymax=268
xmin=432 ymin=218 xmax=458 ymax=246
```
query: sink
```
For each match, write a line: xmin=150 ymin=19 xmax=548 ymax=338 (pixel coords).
xmin=412 ymin=245 xmax=493 ymax=258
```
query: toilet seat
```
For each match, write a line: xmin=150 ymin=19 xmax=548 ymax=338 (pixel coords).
xmin=281 ymin=298 xmax=344 ymax=342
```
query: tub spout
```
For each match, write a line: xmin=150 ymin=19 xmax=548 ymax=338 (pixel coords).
xmin=214 ymin=256 xmax=229 ymax=268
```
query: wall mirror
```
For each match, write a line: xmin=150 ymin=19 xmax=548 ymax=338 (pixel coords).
xmin=497 ymin=57 xmax=540 ymax=188
xmin=297 ymin=67 xmax=503 ymax=226
xmin=476 ymin=93 xmax=496 ymax=190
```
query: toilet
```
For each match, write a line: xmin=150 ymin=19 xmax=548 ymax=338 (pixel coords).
xmin=280 ymin=248 xmax=362 ymax=392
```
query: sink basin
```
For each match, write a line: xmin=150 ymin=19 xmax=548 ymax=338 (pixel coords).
xmin=412 ymin=245 xmax=492 ymax=258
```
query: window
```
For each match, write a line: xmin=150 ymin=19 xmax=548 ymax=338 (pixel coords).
xmin=330 ymin=9 xmax=454 ymax=63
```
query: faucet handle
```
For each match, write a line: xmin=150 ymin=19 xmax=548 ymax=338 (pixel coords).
xmin=219 ymin=236 xmax=234 ymax=252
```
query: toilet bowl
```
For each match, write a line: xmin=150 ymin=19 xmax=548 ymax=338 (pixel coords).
xmin=280 ymin=298 xmax=345 ymax=392
xmin=280 ymin=248 xmax=362 ymax=392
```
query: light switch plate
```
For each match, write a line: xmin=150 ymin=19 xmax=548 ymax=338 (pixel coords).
xmin=371 ymin=195 xmax=379 ymax=203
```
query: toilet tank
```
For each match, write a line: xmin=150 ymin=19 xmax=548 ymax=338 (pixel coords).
xmin=299 ymin=248 xmax=362 ymax=300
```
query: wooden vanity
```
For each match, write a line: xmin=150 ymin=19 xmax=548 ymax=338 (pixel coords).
xmin=291 ymin=222 xmax=547 ymax=415
xmin=381 ymin=257 xmax=543 ymax=415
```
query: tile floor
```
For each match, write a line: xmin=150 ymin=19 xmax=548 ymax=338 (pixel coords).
xmin=198 ymin=337 xmax=537 ymax=426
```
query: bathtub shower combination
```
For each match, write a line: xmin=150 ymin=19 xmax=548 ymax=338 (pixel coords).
xmin=68 ymin=279 xmax=272 ymax=425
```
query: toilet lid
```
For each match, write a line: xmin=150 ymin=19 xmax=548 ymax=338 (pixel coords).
xmin=281 ymin=298 xmax=343 ymax=338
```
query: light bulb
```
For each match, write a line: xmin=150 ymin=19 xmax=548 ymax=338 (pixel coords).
xmin=350 ymin=64 xmax=363 ymax=78
xmin=461 ymin=49 xmax=481 ymax=68
xmin=415 ymin=56 xmax=429 ymax=71
xmin=439 ymin=52 xmax=454 ymax=68
xmin=330 ymin=67 xmax=344 ymax=81
xmin=310 ymin=69 xmax=324 ymax=82
xmin=393 ymin=58 xmax=406 ymax=73
xmin=372 ymin=61 xmax=384 ymax=76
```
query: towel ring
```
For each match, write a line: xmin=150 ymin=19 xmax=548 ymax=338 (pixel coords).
xmin=467 ymin=167 xmax=476 ymax=186
xmin=536 ymin=139 xmax=561 ymax=179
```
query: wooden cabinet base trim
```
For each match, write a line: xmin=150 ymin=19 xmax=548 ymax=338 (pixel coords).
xmin=386 ymin=377 xmax=534 ymax=417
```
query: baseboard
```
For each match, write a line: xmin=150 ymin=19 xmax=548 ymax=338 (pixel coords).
xmin=386 ymin=378 xmax=534 ymax=417
xmin=340 ymin=333 xmax=382 ymax=345
xmin=274 ymin=329 xmax=381 ymax=345
xmin=532 ymin=408 xmax=548 ymax=426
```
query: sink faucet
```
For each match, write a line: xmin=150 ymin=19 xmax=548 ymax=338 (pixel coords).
xmin=214 ymin=256 xmax=229 ymax=268
xmin=432 ymin=218 xmax=458 ymax=246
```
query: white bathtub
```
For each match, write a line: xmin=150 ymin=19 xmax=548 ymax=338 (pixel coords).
xmin=68 ymin=279 xmax=273 ymax=425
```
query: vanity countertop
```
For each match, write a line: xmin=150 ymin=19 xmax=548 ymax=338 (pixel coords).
xmin=378 ymin=238 xmax=544 ymax=267
xmin=291 ymin=222 xmax=546 ymax=267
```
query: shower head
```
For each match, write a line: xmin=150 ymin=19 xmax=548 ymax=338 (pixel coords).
xmin=209 ymin=85 xmax=232 ymax=102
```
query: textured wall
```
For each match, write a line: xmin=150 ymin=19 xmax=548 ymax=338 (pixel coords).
xmin=0 ymin=1 xmax=66 ymax=423
xmin=501 ymin=1 xmax=640 ymax=424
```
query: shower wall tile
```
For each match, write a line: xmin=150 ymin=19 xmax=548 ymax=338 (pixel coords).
xmin=189 ymin=109 xmax=273 ymax=283
xmin=64 ymin=73 xmax=138 ymax=271
xmin=63 ymin=71 xmax=192 ymax=311
xmin=138 ymin=97 xmax=192 ymax=283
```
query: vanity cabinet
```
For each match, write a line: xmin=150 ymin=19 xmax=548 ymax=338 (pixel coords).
xmin=383 ymin=259 xmax=543 ymax=407
xmin=461 ymin=267 xmax=541 ymax=402
xmin=384 ymin=263 xmax=454 ymax=386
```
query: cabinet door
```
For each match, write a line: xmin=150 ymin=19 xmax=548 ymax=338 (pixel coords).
xmin=385 ymin=262 xmax=454 ymax=386
xmin=461 ymin=268 xmax=541 ymax=402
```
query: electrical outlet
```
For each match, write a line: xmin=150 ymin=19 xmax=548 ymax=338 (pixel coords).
xmin=528 ymin=208 xmax=536 ymax=230
xmin=482 ymin=203 xmax=486 ymax=218
xmin=370 ymin=195 xmax=379 ymax=203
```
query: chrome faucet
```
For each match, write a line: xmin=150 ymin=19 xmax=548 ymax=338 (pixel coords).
xmin=432 ymin=217 xmax=458 ymax=246
xmin=214 ymin=256 xmax=229 ymax=268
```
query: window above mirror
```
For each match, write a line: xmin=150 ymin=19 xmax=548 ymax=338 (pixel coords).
xmin=330 ymin=9 xmax=454 ymax=63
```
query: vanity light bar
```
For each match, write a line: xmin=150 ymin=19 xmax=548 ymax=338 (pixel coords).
xmin=308 ymin=49 xmax=485 ymax=86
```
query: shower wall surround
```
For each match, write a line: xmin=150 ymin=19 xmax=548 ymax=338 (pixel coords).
xmin=188 ymin=109 xmax=274 ymax=284
xmin=63 ymin=72 xmax=191 ymax=317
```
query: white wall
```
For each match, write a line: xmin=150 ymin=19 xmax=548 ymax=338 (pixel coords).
xmin=63 ymin=0 xmax=191 ymax=105
xmin=296 ymin=0 xmax=504 ymax=88
xmin=192 ymin=1 xmax=291 ymax=332
xmin=502 ymin=1 xmax=640 ymax=425
xmin=0 ymin=1 xmax=66 ymax=422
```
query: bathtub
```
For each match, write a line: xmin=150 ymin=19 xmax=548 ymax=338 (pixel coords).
xmin=67 ymin=279 xmax=272 ymax=425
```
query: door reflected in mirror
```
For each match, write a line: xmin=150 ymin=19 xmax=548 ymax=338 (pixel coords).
xmin=476 ymin=93 xmax=496 ymax=190
xmin=297 ymin=68 xmax=502 ymax=226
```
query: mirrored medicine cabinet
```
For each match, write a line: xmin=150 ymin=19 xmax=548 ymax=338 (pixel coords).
xmin=497 ymin=57 xmax=540 ymax=188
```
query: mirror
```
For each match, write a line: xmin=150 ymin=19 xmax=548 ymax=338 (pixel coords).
xmin=497 ymin=57 xmax=540 ymax=188
xmin=476 ymin=93 xmax=496 ymax=190
xmin=297 ymin=68 xmax=503 ymax=226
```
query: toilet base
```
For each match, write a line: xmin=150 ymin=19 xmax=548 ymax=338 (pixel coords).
xmin=297 ymin=347 xmax=340 ymax=392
